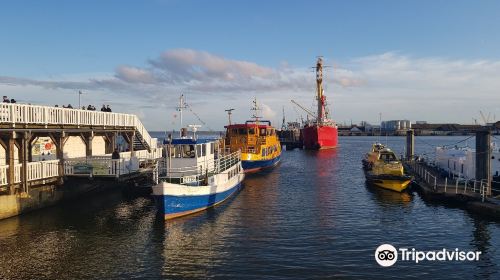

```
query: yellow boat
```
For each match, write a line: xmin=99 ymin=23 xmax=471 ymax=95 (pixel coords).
xmin=362 ymin=143 xmax=412 ymax=192
xmin=224 ymin=99 xmax=281 ymax=173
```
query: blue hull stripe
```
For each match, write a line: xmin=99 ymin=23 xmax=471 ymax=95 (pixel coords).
xmin=241 ymin=155 xmax=281 ymax=171
xmin=155 ymin=182 xmax=242 ymax=216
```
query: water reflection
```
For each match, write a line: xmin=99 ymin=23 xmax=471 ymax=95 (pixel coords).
xmin=364 ymin=182 xmax=413 ymax=207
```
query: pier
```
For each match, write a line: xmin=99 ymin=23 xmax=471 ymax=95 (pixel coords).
xmin=0 ymin=103 xmax=162 ymax=219
xmin=404 ymin=129 xmax=500 ymax=219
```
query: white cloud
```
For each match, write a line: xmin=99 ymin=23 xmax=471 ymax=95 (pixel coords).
xmin=1 ymin=50 xmax=500 ymax=129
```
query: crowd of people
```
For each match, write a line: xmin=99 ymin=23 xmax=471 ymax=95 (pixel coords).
xmin=53 ymin=104 xmax=113 ymax=112
xmin=3 ymin=95 xmax=114 ymax=113
xmin=2 ymin=95 xmax=16 ymax=103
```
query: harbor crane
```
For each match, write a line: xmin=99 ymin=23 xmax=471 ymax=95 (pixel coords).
xmin=291 ymin=99 xmax=316 ymax=120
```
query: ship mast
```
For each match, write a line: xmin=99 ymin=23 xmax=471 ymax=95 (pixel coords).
xmin=251 ymin=97 xmax=261 ymax=124
xmin=176 ymin=94 xmax=187 ymax=137
xmin=315 ymin=57 xmax=325 ymax=125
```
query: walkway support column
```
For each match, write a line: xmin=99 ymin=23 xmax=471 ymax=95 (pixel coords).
xmin=21 ymin=132 xmax=31 ymax=193
xmin=476 ymin=130 xmax=491 ymax=196
xmin=84 ymin=132 xmax=94 ymax=157
xmin=406 ymin=129 xmax=414 ymax=161
xmin=7 ymin=134 xmax=17 ymax=194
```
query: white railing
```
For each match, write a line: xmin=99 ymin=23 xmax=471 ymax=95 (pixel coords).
xmin=64 ymin=158 xmax=139 ymax=177
xmin=0 ymin=165 xmax=7 ymax=186
xmin=26 ymin=160 xmax=60 ymax=181
xmin=0 ymin=161 xmax=60 ymax=186
xmin=158 ymin=151 xmax=241 ymax=185
xmin=14 ymin=164 xmax=21 ymax=183
xmin=0 ymin=103 xmax=156 ymax=149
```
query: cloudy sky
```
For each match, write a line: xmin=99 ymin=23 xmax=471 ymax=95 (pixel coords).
xmin=1 ymin=0 xmax=500 ymax=130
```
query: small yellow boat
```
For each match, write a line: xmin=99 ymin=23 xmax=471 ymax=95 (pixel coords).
xmin=362 ymin=143 xmax=412 ymax=192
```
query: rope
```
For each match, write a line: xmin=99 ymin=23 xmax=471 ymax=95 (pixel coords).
xmin=183 ymin=102 xmax=214 ymax=132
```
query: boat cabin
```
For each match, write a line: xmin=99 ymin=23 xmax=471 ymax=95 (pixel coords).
xmin=165 ymin=138 xmax=216 ymax=177
xmin=225 ymin=120 xmax=277 ymax=154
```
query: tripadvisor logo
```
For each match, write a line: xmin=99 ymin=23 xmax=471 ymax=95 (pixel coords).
xmin=375 ymin=244 xmax=482 ymax=267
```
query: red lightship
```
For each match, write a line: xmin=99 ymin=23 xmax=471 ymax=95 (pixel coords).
xmin=302 ymin=57 xmax=338 ymax=150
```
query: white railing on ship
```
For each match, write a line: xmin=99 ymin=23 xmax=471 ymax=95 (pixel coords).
xmin=216 ymin=151 xmax=241 ymax=173
xmin=0 ymin=103 xmax=155 ymax=148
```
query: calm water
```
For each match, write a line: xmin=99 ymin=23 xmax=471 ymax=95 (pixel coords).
xmin=0 ymin=136 xmax=498 ymax=279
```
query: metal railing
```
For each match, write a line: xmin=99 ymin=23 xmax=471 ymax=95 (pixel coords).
xmin=158 ymin=150 xmax=241 ymax=186
xmin=410 ymin=160 xmax=500 ymax=199
xmin=0 ymin=103 xmax=156 ymax=149
xmin=64 ymin=158 xmax=137 ymax=177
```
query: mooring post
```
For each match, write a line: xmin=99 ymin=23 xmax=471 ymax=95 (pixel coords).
xmin=475 ymin=130 xmax=491 ymax=196
xmin=406 ymin=129 xmax=414 ymax=161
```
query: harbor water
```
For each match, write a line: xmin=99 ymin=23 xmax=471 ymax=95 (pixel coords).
xmin=0 ymin=136 xmax=498 ymax=279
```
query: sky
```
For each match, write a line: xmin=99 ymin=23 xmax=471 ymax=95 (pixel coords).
xmin=1 ymin=0 xmax=500 ymax=130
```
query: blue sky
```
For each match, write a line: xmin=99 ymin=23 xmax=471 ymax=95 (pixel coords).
xmin=1 ymin=0 xmax=500 ymax=130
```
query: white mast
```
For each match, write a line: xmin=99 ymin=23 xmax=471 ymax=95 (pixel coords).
xmin=176 ymin=94 xmax=187 ymax=137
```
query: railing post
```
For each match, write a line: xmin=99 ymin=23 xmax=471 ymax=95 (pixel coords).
xmin=455 ymin=178 xmax=459 ymax=194
xmin=444 ymin=177 xmax=448 ymax=192
xmin=473 ymin=180 xmax=476 ymax=193
xmin=434 ymin=176 xmax=437 ymax=191
xmin=464 ymin=180 xmax=467 ymax=194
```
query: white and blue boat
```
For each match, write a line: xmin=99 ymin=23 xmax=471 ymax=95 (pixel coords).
xmin=153 ymin=132 xmax=244 ymax=220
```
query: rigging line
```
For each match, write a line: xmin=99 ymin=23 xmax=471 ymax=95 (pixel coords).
xmin=183 ymin=102 xmax=214 ymax=132
xmin=443 ymin=135 xmax=475 ymax=147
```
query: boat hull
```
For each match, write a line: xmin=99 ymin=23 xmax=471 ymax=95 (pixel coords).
xmin=365 ymin=173 xmax=412 ymax=192
xmin=242 ymin=155 xmax=281 ymax=173
xmin=153 ymin=173 xmax=244 ymax=220
xmin=302 ymin=125 xmax=338 ymax=150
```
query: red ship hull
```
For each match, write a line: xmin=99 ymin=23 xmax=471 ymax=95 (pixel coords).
xmin=302 ymin=125 xmax=338 ymax=150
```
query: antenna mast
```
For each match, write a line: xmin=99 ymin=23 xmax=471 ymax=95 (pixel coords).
xmin=225 ymin=108 xmax=235 ymax=125
xmin=251 ymin=97 xmax=261 ymax=123
xmin=316 ymin=57 xmax=325 ymax=125
xmin=176 ymin=94 xmax=187 ymax=135
xmin=281 ymin=106 xmax=286 ymax=130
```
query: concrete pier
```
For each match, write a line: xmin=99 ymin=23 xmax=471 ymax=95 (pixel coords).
xmin=0 ymin=103 xmax=162 ymax=219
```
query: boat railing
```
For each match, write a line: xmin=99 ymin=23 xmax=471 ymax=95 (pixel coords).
xmin=216 ymin=150 xmax=241 ymax=174
xmin=158 ymin=150 xmax=241 ymax=186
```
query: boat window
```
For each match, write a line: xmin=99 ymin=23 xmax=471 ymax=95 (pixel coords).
xmin=238 ymin=128 xmax=247 ymax=135
xmin=262 ymin=149 xmax=266 ymax=156
xmin=202 ymin=143 xmax=207 ymax=156
xmin=380 ymin=153 xmax=396 ymax=162
xmin=461 ymin=164 xmax=464 ymax=174
xmin=210 ymin=143 xmax=214 ymax=154
xmin=182 ymin=145 xmax=195 ymax=158
xmin=196 ymin=145 xmax=202 ymax=157
xmin=260 ymin=128 xmax=266 ymax=135
xmin=231 ymin=128 xmax=237 ymax=135
xmin=248 ymin=128 xmax=255 ymax=134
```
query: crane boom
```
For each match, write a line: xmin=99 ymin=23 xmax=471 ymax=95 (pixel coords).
xmin=291 ymin=100 xmax=316 ymax=120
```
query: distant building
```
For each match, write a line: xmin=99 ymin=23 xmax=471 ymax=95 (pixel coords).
xmin=411 ymin=123 xmax=482 ymax=136
xmin=381 ymin=120 xmax=411 ymax=132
